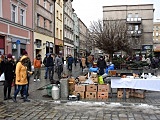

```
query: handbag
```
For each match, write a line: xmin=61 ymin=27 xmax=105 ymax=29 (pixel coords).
xmin=0 ymin=73 xmax=5 ymax=81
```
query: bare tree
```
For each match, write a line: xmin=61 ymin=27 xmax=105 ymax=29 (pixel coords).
xmin=89 ymin=19 xmax=133 ymax=60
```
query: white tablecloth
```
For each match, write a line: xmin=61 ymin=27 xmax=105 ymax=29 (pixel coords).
xmin=111 ymin=78 xmax=160 ymax=91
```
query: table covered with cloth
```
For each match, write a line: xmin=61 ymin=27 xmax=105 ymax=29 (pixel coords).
xmin=111 ymin=78 xmax=160 ymax=91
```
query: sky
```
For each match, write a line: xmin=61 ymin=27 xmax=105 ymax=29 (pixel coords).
xmin=72 ymin=0 xmax=160 ymax=28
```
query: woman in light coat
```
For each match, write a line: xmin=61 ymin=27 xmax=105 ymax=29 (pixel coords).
xmin=12 ymin=56 xmax=32 ymax=102
xmin=81 ymin=56 xmax=86 ymax=72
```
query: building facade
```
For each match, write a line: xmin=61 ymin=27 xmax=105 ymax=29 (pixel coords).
xmin=153 ymin=22 xmax=160 ymax=55
xmin=73 ymin=12 xmax=79 ymax=58
xmin=34 ymin=0 xmax=56 ymax=59
xmin=103 ymin=4 xmax=154 ymax=54
xmin=54 ymin=0 xmax=64 ymax=55
xmin=0 ymin=0 xmax=33 ymax=60
xmin=78 ymin=18 xmax=88 ymax=57
xmin=63 ymin=0 xmax=74 ymax=60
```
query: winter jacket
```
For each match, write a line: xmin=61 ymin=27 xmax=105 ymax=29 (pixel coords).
xmin=4 ymin=59 xmax=16 ymax=81
xmin=15 ymin=56 xmax=28 ymax=85
xmin=46 ymin=55 xmax=54 ymax=67
xmin=97 ymin=58 xmax=106 ymax=69
xmin=34 ymin=58 xmax=41 ymax=68
xmin=67 ymin=56 xmax=74 ymax=64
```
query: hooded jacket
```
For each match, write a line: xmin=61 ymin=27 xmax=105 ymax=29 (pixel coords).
xmin=15 ymin=56 xmax=29 ymax=85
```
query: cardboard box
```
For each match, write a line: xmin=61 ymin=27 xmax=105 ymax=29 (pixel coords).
xmin=86 ymin=84 xmax=97 ymax=92
xmin=74 ymin=91 xmax=85 ymax=99
xmin=90 ymin=77 xmax=98 ymax=83
xmin=86 ymin=92 xmax=97 ymax=99
xmin=117 ymin=91 xmax=130 ymax=98
xmin=108 ymin=70 xmax=116 ymax=76
xmin=98 ymin=84 xmax=110 ymax=92
xmin=97 ymin=92 xmax=108 ymax=99
xmin=90 ymin=72 xmax=98 ymax=78
xmin=68 ymin=84 xmax=75 ymax=94
xmin=68 ymin=77 xmax=76 ymax=84
xmin=133 ymin=92 xmax=145 ymax=98
xmin=78 ymin=76 xmax=87 ymax=81
xmin=75 ymin=84 xmax=85 ymax=92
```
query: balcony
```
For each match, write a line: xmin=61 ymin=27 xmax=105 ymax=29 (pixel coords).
xmin=126 ymin=17 xmax=142 ymax=24
xmin=127 ymin=30 xmax=142 ymax=37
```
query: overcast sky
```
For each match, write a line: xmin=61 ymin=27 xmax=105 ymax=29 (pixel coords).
xmin=72 ymin=0 xmax=160 ymax=27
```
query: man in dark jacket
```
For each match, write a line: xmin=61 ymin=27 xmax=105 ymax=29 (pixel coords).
xmin=3 ymin=54 xmax=16 ymax=100
xmin=43 ymin=53 xmax=50 ymax=79
xmin=46 ymin=53 xmax=55 ymax=81
xmin=67 ymin=55 xmax=74 ymax=71
xmin=97 ymin=56 xmax=107 ymax=75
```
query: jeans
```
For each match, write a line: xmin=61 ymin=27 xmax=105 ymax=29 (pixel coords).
xmin=14 ymin=85 xmax=28 ymax=100
xmin=34 ymin=68 xmax=41 ymax=79
xmin=57 ymin=65 xmax=63 ymax=80
xmin=68 ymin=63 xmax=72 ymax=71
xmin=48 ymin=66 xmax=54 ymax=80
xmin=44 ymin=67 xmax=48 ymax=78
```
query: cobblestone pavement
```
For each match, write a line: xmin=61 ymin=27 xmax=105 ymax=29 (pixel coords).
xmin=0 ymin=64 xmax=160 ymax=120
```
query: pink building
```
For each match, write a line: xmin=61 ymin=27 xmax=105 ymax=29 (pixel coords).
xmin=0 ymin=0 xmax=33 ymax=60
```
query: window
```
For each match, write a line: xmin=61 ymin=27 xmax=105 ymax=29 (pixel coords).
xmin=156 ymin=32 xmax=159 ymax=36
xmin=60 ymin=14 xmax=62 ymax=20
xmin=50 ymin=4 xmax=53 ymax=13
xmin=37 ymin=0 xmax=40 ymax=4
xmin=49 ymin=21 xmax=52 ymax=31
xmin=37 ymin=14 xmax=40 ymax=26
xmin=135 ymin=13 xmax=139 ymax=18
xmin=60 ymin=30 xmax=62 ymax=39
xmin=44 ymin=0 xmax=47 ymax=8
xmin=56 ymin=28 xmax=58 ymax=38
xmin=56 ymin=10 xmax=59 ymax=18
xmin=0 ymin=0 xmax=2 ymax=17
xmin=128 ymin=13 xmax=132 ymax=18
xmin=44 ymin=18 xmax=46 ymax=29
xmin=20 ymin=9 xmax=25 ymax=25
xmin=11 ymin=4 xmax=17 ymax=22
xmin=135 ymin=25 xmax=138 ymax=31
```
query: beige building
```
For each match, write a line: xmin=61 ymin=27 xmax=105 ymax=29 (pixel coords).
xmin=34 ymin=0 xmax=55 ymax=59
xmin=153 ymin=22 xmax=160 ymax=53
xmin=54 ymin=0 xmax=64 ymax=55
xmin=103 ymin=4 xmax=154 ymax=54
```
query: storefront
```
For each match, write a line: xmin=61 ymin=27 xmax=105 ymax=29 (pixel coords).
xmin=55 ymin=38 xmax=63 ymax=55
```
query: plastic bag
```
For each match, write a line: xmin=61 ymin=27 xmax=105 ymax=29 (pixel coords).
xmin=0 ymin=73 xmax=5 ymax=81
xmin=98 ymin=76 xmax=104 ymax=84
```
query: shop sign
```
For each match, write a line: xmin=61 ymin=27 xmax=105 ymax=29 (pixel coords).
xmin=142 ymin=45 xmax=152 ymax=50
xmin=12 ymin=43 xmax=17 ymax=49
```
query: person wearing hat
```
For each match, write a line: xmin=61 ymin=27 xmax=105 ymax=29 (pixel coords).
xmin=20 ymin=50 xmax=31 ymax=98
xmin=3 ymin=54 xmax=16 ymax=100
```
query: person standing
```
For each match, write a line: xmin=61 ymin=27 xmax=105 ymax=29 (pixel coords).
xmin=81 ymin=56 xmax=86 ymax=72
xmin=67 ymin=55 xmax=74 ymax=71
xmin=3 ymin=54 xmax=16 ymax=100
xmin=97 ymin=56 xmax=107 ymax=75
xmin=43 ymin=53 xmax=50 ymax=79
xmin=47 ymin=53 xmax=55 ymax=81
xmin=87 ymin=54 xmax=93 ymax=68
xmin=12 ymin=56 xmax=32 ymax=102
xmin=33 ymin=54 xmax=42 ymax=82
xmin=74 ymin=56 xmax=77 ymax=66
xmin=55 ymin=54 xmax=63 ymax=80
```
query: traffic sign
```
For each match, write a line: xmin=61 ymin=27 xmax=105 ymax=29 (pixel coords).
xmin=16 ymin=40 xmax=20 ymax=44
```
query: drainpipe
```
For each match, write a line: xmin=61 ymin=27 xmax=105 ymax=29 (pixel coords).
xmin=53 ymin=0 xmax=56 ymax=54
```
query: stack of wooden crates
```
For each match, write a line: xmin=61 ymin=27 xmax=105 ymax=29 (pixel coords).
xmin=68 ymin=72 xmax=110 ymax=100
